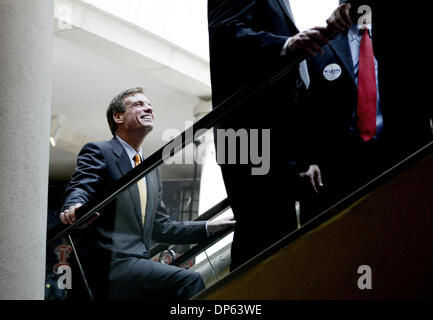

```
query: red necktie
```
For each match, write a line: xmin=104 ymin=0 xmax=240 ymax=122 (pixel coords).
xmin=356 ymin=27 xmax=377 ymax=142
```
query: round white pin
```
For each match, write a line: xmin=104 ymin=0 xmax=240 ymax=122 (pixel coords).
xmin=323 ymin=64 xmax=342 ymax=81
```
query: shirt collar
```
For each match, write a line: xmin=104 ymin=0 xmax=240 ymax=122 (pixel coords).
xmin=115 ymin=135 xmax=143 ymax=161
xmin=348 ymin=23 xmax=373 ymax=41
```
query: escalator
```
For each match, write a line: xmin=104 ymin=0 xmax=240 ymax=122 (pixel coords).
xmin=194 ymin=143 xmax=433 ymax=299
xmin=46 ymin=9 xmax=433 ymax=296
xmin=46 ymin=127 xmax=433 ymax=300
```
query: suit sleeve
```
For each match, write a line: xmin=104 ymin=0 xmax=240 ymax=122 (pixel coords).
xmin=151 ymin=170 xmax=208 ymax=245
xmin=209 ymin=0 xmax=290 ymax=61
xmin=63 ymin=142 xmax=107 ymax=211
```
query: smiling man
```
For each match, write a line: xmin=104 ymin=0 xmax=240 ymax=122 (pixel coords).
xmin=60 ymin=87 xmax=235 ymax=300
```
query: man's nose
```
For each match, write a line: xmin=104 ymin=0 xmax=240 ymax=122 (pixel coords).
xmin=144 ymin=105 xmax=153 ymax=113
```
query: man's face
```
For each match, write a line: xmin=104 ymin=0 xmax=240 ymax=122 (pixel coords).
xmin=116 ymin=93 xmax=154 ymax=133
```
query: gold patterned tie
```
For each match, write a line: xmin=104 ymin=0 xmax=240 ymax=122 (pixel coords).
xmin=133 ymin=153 xmax=147 ymax=225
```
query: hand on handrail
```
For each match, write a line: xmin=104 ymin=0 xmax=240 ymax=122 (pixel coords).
xmin=59 ymin=203 xmax=100 ymax=230
xmin=207 ymin=212 xmax=236 ymax=235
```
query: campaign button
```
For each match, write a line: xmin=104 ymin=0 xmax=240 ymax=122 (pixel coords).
xmin=323 ymin=63 xmax=342 ymax=81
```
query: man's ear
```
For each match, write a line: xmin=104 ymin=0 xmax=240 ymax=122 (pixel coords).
xmin=113 ymin=112 xmax=124 ymax=124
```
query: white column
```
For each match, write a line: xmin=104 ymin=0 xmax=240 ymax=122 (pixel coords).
xmin=0 ymin=0 xmax=54 ymax=299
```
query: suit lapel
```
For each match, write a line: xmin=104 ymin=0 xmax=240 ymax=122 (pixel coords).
xmin=110 ymin=138 xmax=143 ymax=228
xmin=329 ymin=32 xmax=356 ymax=84
xmin=111 ymin=138 xmax=131 ymax=176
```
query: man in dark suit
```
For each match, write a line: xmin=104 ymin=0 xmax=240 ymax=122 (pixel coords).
xmin=299 ymin=0 xmax=433 ymax=223
xmin=59 ymin=87 xmax=235 ymax=300
xmin=208 ymin=0 xmax=353 ymax=270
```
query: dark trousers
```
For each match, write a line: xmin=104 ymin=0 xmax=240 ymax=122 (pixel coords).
xmin=70 ymin=251 xmax=205 ymax=300
xmin=221 ymin=163 xmax=298 ymax=272
xmin=216 ymin=77 xmax=306 ymax=271
xmin=108 ymin=257 xmax=205 ymax=300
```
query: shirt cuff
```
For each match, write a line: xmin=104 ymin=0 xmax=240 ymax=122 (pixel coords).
xmin=205 ymin=221 xmax=211 ymax=237
xmin=281 ymin=37 xmax=291 ymax=56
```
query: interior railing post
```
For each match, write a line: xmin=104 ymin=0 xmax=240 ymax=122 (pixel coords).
xmin=67 ymin=235 xmax=94 ymax=300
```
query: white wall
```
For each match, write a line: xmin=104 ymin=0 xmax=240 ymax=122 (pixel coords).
xmin=291 ymin=0 xmax=339 ymax=31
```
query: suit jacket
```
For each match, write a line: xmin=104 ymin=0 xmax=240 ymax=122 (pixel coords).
xmin=63 ymin=137 xmax=208 ymax=262
xmin=303 ymin=32 xmax=363 ymax=164
xmin=208 ymin=0 xmax=307 ymax=167
xmin=304 ymin=28 xmax=432 ymax=167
